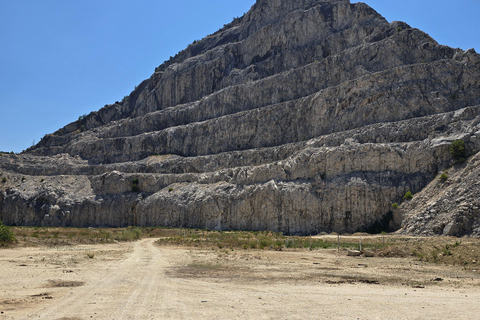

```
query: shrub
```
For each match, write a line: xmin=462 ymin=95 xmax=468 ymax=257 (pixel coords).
xmin=391 ymin=202 xmax=399 ymax=209
xmin=259 ymin=239 xmax=270 ymax=249
xmin=443 ymin=245 xmax=453 ymax=256
xmin=114 ymin=227 xmax=142 ymax=241
xmin=449 ymin=140 xmax=466 ymax=163
xmin=131 ymin=179 xmax=140 ymax=192
xmin=397 ymin=26 xmax=402 ymax=32
xmin=439 ymin=172 xmax=448 ymax=182
xmin=404 ymin=191 xmax=413 ymax=200
xmin=0 ymin=222 xmax=16 ymax=244
xmin=1 ymin=177 xmax=6 ymax=183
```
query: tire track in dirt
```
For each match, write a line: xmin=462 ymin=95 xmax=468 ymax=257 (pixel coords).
xmin=31 ymin=239 xmax=188 ymax=320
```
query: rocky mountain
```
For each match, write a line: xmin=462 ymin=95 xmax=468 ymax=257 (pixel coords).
xmin=1 ymin=0 xmax=480 ymax=236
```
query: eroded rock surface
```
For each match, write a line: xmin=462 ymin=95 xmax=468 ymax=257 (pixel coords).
xmin=1 ymin=0 xmax=480 ymax=235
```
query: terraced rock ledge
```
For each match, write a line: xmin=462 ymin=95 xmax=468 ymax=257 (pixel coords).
xmin=1 ymin=0 xmax=480 ymax=236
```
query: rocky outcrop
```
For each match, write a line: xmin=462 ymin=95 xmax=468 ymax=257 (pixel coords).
xmin=2 ymin=0 xmax=480 ymax=235
xmin=400 ymin=149 xmax=480 ymax=237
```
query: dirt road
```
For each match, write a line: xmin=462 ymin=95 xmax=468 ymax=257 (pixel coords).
xmin=1 ymin=238 xmax=479 ymax=319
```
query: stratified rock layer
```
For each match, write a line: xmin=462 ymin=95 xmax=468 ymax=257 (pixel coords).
xmin=1 ymin=0 xmax=480 ymax=235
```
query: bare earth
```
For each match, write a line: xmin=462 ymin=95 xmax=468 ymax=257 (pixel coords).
xmin=1 ymin=238 xmax=479 ymax=320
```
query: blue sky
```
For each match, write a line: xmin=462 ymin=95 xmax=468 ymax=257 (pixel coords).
xmin=0 ymin=0 xmax=479 ymax=153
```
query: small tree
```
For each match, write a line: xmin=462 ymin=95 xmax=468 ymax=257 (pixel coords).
xmin=449 ymin=139 xmax=466 ymax=163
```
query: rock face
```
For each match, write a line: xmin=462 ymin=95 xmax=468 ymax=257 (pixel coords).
xmin=400 ymin=148 xmax=480 ymax=237
xmin=1 ymin=0 xmax=480 ymax=235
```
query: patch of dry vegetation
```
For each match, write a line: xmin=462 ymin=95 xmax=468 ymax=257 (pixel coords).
xmin=156 ymin=229 xmax=480 ymax=269
xmin=6 ymin=226 xmax=480 ymax=272
xmin=155 ymin=229 xmax=387 ymax=251
xmin=377 ymin=237 xmax=480 ymax=270
xmin=8 ymin=226 xmax=147 ymax=246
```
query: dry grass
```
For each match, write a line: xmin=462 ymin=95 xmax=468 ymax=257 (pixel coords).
xmin=376 ymin=237 xmax=480 ymax=269
xmin=6 ymin=226 xmax=480 ymax=270
xmin=155 ymin=229 xmax=390 ymax=251
xmin=156 ymin=229 xmax=480 ymax=269
xmin=8 ymin=226 xmax=163 ymax=246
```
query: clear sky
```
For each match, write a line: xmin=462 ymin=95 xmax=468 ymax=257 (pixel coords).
xmin=1 ymin=0 xmax=479 ymax=153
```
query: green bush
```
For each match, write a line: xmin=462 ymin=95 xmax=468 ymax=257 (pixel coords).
xmin=439 ymin=172 xmax=448 ymax=182
xmin=449 ymin=140 xmax=466 ymax=163
xmin=404 ymin=191 xmax=413 ymax=200
xmin=114 ymin=227 xmax=142 ymax=242
xmin=131 ymin=179 xmax=140 ymax=192
xmin=0 ymin=222 xmax=16 ymax=244
xmin=392 ymin=202 xmax=399 ymax=209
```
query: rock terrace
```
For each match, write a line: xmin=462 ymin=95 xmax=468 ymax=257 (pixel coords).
xmin=1 ymin=0 xmax=480 ymax=236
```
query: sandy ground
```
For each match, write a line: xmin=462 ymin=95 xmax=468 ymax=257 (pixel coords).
xmin=1 ymin=238 xmax=479 ymax=320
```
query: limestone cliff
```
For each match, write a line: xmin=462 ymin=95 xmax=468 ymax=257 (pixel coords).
xmin=1 ymin=0 xmax=480 ymax=236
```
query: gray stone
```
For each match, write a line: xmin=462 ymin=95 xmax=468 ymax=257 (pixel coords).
xmin=364 ymin=251 xmax=375 ymax=258
xmin=348 ymin=250 xmax=362 ymax=257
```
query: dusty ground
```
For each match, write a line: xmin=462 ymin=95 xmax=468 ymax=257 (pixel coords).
xmin=1 ymin=238 xmax=479 ymax=320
